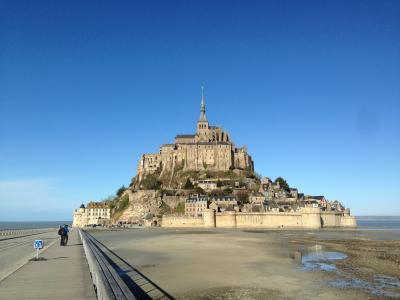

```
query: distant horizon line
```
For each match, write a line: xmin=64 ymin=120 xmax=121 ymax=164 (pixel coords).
xmin=0 ymin=220 xmax=72 ymax=223
xmin=1 ymin=215 xmax=400 ymax=222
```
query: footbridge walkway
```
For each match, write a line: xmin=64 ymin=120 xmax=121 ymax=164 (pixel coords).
xmin=0 ymin=228 xmax=173 ymax=300
xmin=0 ymin=229 xmax=96 ymax=300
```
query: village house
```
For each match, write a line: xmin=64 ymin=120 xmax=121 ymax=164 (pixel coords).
xmin=302 ymin=199 xmax=320 ymax=208
xmin=289 ymin=188 xmax=298 ymax=199
xmin=185 ymin=195 xmax=209 ymax=217
xmin=196 ymin=180 xmax=218 ymax=191
xmin=185 ymin=194 xmax=239 ymax=215
xmin=209 ymin=195 xmax=238 ymax=212
xmin=306 ymin=196 xmax=328 ymax=210
xmin=73 ymin=202 xmax=111 ymax=227
xmin=330 ymin=200 xmax=345 ymax=212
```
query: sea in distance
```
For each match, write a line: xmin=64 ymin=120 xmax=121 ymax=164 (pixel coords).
xmin=356 ymin=216 xmax=400 ymax=231
xmin=0 ymin=221 xmax=72 ymax=230
xmin=0 ymin=216 xmax=399 ymax=231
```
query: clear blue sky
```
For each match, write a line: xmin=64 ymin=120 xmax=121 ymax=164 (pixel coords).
xmin=1 ymin=0 xmax=399 ymax=220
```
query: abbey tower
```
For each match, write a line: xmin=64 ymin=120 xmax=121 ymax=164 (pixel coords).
xmin=136 ymin=91 xmax=254 ymax=181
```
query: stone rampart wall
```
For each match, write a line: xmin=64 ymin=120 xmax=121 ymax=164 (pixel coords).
xmin=162 ymin=215 xmax=204 ymax=227
xmin=161 ymin=208 xmax=357 ymax=228
xmin=321 ymin=211 xmax=342 ymax=227
xmin=234 ymin=212 xmax=303 ymax=228
xmin=320 ymin=211 xmax=357 ymax=227
xmin=216 ymin=211 xmax=237 ymax=228
xmin=341 ymin=215 xmax=357 ymax=227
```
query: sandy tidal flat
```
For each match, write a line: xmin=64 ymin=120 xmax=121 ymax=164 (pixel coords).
xmin=90 ymin=228 xmax=387 ymax=299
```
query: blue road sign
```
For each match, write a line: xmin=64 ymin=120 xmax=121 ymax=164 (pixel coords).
xmin=34 ymin=240 xmax=44 ymax=249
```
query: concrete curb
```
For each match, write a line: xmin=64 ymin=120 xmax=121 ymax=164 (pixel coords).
xmin=79 ymin=229 xmax=136 ymax=300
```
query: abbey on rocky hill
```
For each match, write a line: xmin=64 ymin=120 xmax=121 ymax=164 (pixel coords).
xmin=137 ymin=90 xmax=254 ymax=180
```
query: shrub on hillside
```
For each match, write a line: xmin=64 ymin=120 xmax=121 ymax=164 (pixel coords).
xmin=195 ymin=186 xmax=205 ymax=195
xmin=176 ymin=202 xmax=185 ymax=214
xmin=116 ymin=185 xmax=126 ymax=197
xmin=183 ymin=178 xmax=194 ymax=189
xmin=162 ymin=189 xmax=176 ymax=196
xmin=141 ymin=174 xmax=162 ymax=190
xmin=159 ymin=200 xmax=171 ymax=215
xmin=274 ymin=177 xmax=290 ymax=192
xmin=223 ymin=187 xmax=233 ymax=194
xmin=118 ymin=195 xmax=129 ymax=211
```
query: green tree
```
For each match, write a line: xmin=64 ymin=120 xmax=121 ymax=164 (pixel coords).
xmin=195 ymin=186 xmax=205 ymax=194
xmin=116 ymin=185 xmax=126 ymax=197
xmin=223 ymin=187 xmax=233 ymax=195
xmin=176 ymin=202 xmax=185 ymax=214
xmin=274 ymin=177 xmax=290 ymax=192
xmin=118 ymin=195 xmax=130 ymax=211
xmin=183 ymin=178 xmax=194 ymax=189
xmin=159 ymin=200 xmax=171 ymax=214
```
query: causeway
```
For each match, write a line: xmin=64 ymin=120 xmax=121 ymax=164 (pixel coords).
xmin=0 ymin=229 xmax=96 ymax=300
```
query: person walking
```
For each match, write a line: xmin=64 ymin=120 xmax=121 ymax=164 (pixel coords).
xmin=63 ymin=224 xmax=69 ymax=246
xmin=58 ymin=225 xmax=65 ymax=246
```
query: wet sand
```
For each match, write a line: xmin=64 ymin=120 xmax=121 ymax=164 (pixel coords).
xmin=291 ymin=230 xmax=400 ymax=298
xmin=89 ymin=228 xmax=398 ymax=299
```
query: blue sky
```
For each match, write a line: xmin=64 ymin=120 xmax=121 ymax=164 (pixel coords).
xmin=0 ymin=0 xmax=399 ymax=220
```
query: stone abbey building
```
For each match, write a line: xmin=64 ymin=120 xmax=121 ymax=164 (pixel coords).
xmin=137 ymin=92 xmax=254 ymax=180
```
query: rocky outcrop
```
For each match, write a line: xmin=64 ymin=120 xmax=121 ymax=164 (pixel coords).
xmin=118 ymin=190 xmax=162 ymax=223
xmin=162 ymin=195 xmax=186 ymax=209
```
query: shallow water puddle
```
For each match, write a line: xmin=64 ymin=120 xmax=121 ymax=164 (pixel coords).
xmin=295 ymin=245 xmax=400 ymax=298
xmin=301 ymin=250 xmax=347 ymax=272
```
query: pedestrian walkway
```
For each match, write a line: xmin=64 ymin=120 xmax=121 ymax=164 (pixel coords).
xmin=0 ymin=229 xmax=96 ymax=300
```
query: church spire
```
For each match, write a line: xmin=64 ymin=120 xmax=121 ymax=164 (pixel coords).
xmin=199 ymin=86 xmax=207 ymax=121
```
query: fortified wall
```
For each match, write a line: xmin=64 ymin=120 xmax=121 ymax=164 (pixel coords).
xmin=161 ymin=207 xmax=357 ymax=229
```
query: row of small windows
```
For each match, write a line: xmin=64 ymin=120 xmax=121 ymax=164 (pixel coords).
xmin=186 ymin=208 xmax=205 ymax=212
xmin=88 ymin=212 xmax=109 ymax=216
xmin=186 ymin=203 xmax=207 ymax=207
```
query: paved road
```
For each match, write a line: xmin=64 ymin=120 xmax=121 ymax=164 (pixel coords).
xmin=0 ymin=229 xmax=59 ymax=282
xmin=0 ymin=229 xmax=96 ymax=300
